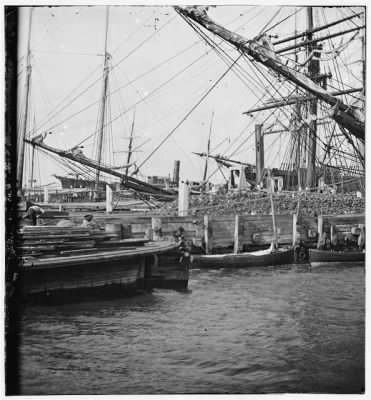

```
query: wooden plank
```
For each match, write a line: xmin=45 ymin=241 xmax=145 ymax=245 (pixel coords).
xmin=59 ymin=248 xmax=99 ymax=255
xmin=211 ymin=238 xmax=234 ymax=247
xmin=252 ymin=233 xmax=293 ymax=245
xmin=22 ymin=240 xmax=68 ymax=245
xmin=331 ymin=224 xmax=354 ymax=232
xmin=324 ymin=214 xmax=365 ymax=226
xmin=131 ymin=223 xmax=151 ymax=234
xmin=21 ymin=245 xmax=56 ymax=251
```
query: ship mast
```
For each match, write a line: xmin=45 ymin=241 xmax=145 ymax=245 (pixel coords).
xmin=294 ymin=11 xmax=302 ymax=191
xmin=305 ymin=7 xmax=320 ymax=190
xmin=95 ymin=6 xmax=110 ymax=197
xmin=126 ymin=109 xmax=135 ymax=177
xmin=175 ymin=6 xmax=365 ymax=142
xmin=203 ymin=110 xmax=214 ymax=183
xmin=17 ymin=7 xmax=33 ymax=190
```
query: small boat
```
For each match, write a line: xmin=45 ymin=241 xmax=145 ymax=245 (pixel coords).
xmin=309 ymin=249 xmax=365 ymax=268
xmin=16 ymin=230 xmax=189 ymax=303
xmin=191 ymin=244 xmax=294 ymax=269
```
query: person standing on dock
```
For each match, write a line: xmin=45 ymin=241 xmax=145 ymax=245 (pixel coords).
xmin=23 ymin=204 xmax=45 ymax=226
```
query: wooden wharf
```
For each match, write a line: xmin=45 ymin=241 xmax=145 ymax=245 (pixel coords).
xmin=35 ymin=211 xmax=365 ymax=257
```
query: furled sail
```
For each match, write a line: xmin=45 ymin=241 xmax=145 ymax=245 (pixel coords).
xmin=175 ymin=6 xmax=364 ymax=142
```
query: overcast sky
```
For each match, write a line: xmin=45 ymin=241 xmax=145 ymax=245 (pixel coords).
xmin=16 ymin=2 xmax=363 ymax=188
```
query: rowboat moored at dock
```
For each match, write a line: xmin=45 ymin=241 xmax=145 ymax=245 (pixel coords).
xmin=308 ymin=249 xmax=365 ymax=268
xmin=191 ymin=246 xmax=294 ymax=269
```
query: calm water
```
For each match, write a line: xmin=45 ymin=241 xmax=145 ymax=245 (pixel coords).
xmin=17 ymin=264 xmax=364 ymax=394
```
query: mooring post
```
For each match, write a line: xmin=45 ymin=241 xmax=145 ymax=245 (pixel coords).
xmin=317 ymin=215 xmax=325 ymax=248
xmin=234 ymin=214 xmax=243 ymax=253
xmin=178 ymin=181 xmax=189 ymax=216
xmin=330 ymin=224 xmax=338 ymax=247
xmin=204 ymin=214 xmax=212 ymax=254
xmin=106 ymin=184 xmax=113 ymax=214
xmin=358 ymin=224 xmax=365 ymax=249
xmin=44 ymin=187 xmax=49 ymax=204
xmin=292 ymin=214 xmax=299 ymax=247
xmin=317 ymin=215 xmax=323 ymax=235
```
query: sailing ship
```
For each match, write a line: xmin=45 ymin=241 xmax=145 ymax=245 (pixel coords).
xmin=16 ymin=6 xmax=185 ymax=206
xmin=175 ymin=5 xmax=364 ymax=194
xmin=17 ymin=6 xmax=365 ymax=202
xmin=15 ymin=6 xmax=365 ymax=243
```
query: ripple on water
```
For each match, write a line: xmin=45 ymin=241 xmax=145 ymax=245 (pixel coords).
xmin=18 ymin=265 xmax=365 ymax=394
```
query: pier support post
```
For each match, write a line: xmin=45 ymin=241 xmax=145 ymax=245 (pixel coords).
xmin=106 ymin=184 xmax=113 ymax=213
xmin=44 ymin=187 xmax=49 ymax=204
xmin=152 ymin=217 xmax=162 ymax=241
xmin=358 ymin=224 xmax=365 ymax=249
xmin=330 ymin=224 xmax=338 ymax=247
xmin=204 ymin=215 xmax=212 ymax=254
xmin=317 ymin=215 xmax=323 ymax=235
xmin=178 ymin=181 xmax=189 ymax=216
xmin=317 ymin=215 xmax=326 ymax=249
xmin=292 ymin=214 xmax=300 ymax=247
xmin=234 ymin=214 xmax=243 ymax=253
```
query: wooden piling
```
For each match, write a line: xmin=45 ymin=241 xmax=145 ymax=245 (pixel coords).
xmin=178 ymin=181 xmax=189 ymax=216
xmin=106 ymin=184 xmax=113 ymax=214
xmin=152 ymin=217 xmax=162 ymax=241
xmin=204 ymin=215 xmax=213 ymax=254
xmin=234 ymin=214 xmax=243 ymax=253
xmin=44 ymin=187 xmax=49 ymax=204
xmin=292 ymin=214 xmax=299 ymax=247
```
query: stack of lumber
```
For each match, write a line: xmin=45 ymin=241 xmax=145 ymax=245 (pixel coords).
xmin=19 ymin=226 xmax=148 ymax=260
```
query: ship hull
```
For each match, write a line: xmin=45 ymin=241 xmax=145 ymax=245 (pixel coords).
xmin=17 ymin=241 xmax=186 ymax=304
xmin=191 ymin=248 xmax=294 ymax=269
xmin=309 ymin=249 xmax=365 ymax=268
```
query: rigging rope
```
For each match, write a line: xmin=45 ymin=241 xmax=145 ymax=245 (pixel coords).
xmin=136 ymin=53 xmax=244 ymax=170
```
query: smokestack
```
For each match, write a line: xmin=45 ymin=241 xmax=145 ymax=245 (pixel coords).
xmin=173 ymin=160 xmax=180 ymax=185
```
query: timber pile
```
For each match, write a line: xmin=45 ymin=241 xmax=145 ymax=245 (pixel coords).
xmin=156 ymin=191 xmax=365 ymax=217
xmin=19 ymin=226 xmax=147 ymax=260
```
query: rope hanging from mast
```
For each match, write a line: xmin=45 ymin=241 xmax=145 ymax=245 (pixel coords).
xmin=174 ymin=6 xmax=365 ymax=142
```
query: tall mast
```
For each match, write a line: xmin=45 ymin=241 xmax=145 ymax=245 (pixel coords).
xmin=126 ymin=109 xmax=135 ymax=176
xmin=17 ymin=7 xmax=33 ymax=190
xmin=175 ymin=6 xmax=365 ymax=142
xmin=30 ymin=144 xmax=35 ymax=189
xmin=305 ymin=7 xmax=319 ymax=190
xmin=294 ymin=11 xmax=302 ymax=191
xmin=95 ymin=6 xmax=110 ymax=195
xmin=203 ymin=110 xmax=214 ymax=183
